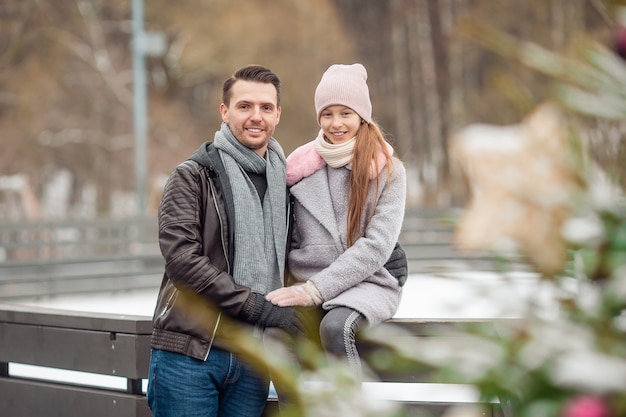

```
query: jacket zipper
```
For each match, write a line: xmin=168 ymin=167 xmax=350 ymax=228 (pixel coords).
xmin=204 ymin=173 xmax=228 ymax=360
xmin=208 ymin=175 xmax=230 ymax=275
xmin=159 ymin=288 xmax=178 ymax=317
xmin=204 ymin=313 xmax=221 ymax=360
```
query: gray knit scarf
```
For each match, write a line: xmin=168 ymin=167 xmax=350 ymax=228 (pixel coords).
xmin=213 ymin=122 xmax=287 ymax=295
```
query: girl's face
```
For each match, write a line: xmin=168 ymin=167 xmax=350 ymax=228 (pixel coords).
xmin=319 ymin=105 xmax=361 ymax=144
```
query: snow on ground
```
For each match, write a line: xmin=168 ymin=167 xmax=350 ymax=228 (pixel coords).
xmin=16 ymin=269 xmax=557 ymax=319
xmin=396 ymin=270 xmax=559 ymax=319
xmin=16 ymin=287 xmax=159 ymax=316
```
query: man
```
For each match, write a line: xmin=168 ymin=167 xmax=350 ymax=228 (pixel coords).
xmin=147 ymin=65 xmax=301 ymax=417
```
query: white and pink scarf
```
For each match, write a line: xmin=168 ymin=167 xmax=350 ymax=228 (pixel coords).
xmin=286 ymin=129 xmax=393 ymax=186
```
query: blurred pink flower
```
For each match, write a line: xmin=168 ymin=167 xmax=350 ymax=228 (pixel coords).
xmin=562 ymin=395 xmax=610 ymax=417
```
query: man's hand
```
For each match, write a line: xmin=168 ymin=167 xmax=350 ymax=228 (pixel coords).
xmin=385 ymin=241 xmax=408 ymax=286
xmin=242 ymin=293 xmax=304 ymax=337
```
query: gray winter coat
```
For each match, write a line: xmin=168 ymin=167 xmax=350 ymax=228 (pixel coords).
xmin=288 ymin=159 xmax=407 ymax=325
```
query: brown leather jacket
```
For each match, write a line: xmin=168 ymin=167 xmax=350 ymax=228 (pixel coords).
xmin=150 ymin=142 xmax=271 ymax=360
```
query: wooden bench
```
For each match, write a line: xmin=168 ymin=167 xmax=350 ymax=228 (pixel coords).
xmin=0 ymin=303 xmax=152 ymax=417
xmin=0 ymin=302 xmax=512 ymax=417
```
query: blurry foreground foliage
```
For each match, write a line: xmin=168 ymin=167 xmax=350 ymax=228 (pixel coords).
xmin=440 ymin=10 xmax=626 ymax=415
xmin=180 ymin=6 xmax=626 ymax=417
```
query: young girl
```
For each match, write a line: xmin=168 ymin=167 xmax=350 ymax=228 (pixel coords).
xmin=266 ymin=63 xmax=407 ymax=375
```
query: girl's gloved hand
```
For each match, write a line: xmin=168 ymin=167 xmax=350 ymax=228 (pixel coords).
xmin=266 ymin=281 xmax=322 ymax=307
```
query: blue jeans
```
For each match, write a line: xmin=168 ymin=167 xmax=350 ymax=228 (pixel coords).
xmin=147 ymin=348 xmax=270 ymax=417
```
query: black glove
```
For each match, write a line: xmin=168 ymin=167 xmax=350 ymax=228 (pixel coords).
xmin=384 ymin=241 xmax=408 ymax=286
xmin=243 ymin=293 xmax=304 ymax=336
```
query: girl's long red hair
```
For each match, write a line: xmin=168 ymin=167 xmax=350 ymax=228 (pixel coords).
xmin=347 ymin=121 xmax=393 ymax=246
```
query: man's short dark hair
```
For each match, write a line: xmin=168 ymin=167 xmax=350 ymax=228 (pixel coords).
xmin=222 ymin=65 xmax=281 ymax=107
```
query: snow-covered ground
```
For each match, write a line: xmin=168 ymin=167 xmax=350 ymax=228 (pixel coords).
xmin=15 ymin=270 xmax=555 ymax=319
xmin=8 ymin=270 xmax=559 ymax=404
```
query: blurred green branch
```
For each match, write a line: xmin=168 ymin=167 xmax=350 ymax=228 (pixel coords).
xmin=457 ymin=15 xmax=626 ymax=121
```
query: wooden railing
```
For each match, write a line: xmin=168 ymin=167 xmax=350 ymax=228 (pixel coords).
xmin=0 ymin=210 xmax=527 ymax=299
xmin=0 ymin=217 xmax=159 ymax=262
xmin=399 ymin=208 xmax=527 ymax=273
xmin=0 ymin=217 xmax=163 ymax=299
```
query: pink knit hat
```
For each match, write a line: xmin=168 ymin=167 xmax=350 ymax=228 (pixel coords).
xmin=314 ymin=63 xmax=372 ymax=124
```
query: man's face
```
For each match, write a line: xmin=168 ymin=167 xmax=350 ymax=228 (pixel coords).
xmin=220 ymin=80 xmax=281 ymax=156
